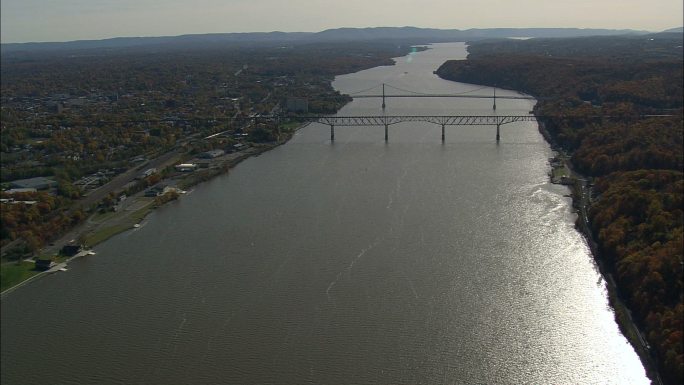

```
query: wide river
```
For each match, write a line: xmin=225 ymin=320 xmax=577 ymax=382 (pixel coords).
xmin=1 ymin=43 xmax=648 ymax=384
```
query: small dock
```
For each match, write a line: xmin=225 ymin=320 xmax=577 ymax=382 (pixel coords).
xmin=47 ymin=263 xmax=68 ymax=274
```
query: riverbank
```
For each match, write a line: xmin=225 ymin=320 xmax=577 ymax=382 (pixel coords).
xmin=435 ymin=37 xmax=683 ymax=382
xmin=1 ymin=249 xmax=94 ymax=297
xmin=539 ymin=122 xmax=663 ymax=385
xmin=0 ymin=123 xmax=309 ymax=296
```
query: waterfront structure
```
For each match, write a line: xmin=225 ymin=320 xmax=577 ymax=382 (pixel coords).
xmin=34 ymin=259 xmax=55 ymax=271
xmin=198 ymin=150 xmax=225 ymax=159
xmin=175 ymin=163 xmax=197 ymax=172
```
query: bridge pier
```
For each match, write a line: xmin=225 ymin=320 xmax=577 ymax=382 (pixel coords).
xmin=496 ymin=123 xmax=500 ymax=142
xmin=382 ymin=83 xmax=386 ymax=109
xmin=384 ymin=124 xmax=388 ymax=142
xmin=330 ymin=124 xmax=335 ymax=142
xmin=441 ymin=124 xmax=445 ymax=143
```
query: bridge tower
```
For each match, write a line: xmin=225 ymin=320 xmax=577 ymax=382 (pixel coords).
xmin=382 ymin=83 xmax=386 ymax=109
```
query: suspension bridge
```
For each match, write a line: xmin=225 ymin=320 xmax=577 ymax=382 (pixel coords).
xmin=36 ymin=82 xmax=672 ymax=144
xmin=346 ymin=83 xmax=536 ymax=110
xmin=300 ymin=82 xmax=539 ymax=141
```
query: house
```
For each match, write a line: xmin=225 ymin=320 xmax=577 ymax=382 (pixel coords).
xmin=9 ymin=177 xmax=58 ymax=190
xmin=34 ymin=258 xmax=55 ymax=271
xmin=61 ymin=244 xmax=82 ymax=256
xmin=144 ymin=183 xmax=175 ymax=197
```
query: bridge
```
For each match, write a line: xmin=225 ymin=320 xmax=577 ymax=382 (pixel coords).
xmin=70 ymin=113 xmax=537 ymax=143
xmin=348 ymin=83 xmax=537 ymax=110
xmin=34 ymin=80 xmax=671 ymax=144
xmin=295 ymin=114 xmax=537 ymax=142
xmin=67 ymin=112 xmax=670 ymax=144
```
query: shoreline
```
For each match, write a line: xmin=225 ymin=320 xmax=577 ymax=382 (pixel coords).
xmin=1 ymin=121 xmax=310 ymax=297
xmin=538 ymin=121 xmax=662 ymax=385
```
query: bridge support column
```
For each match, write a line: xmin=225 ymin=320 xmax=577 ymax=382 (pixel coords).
xmin=441 ymin=124 xmax=445 ymax=143
xmin=382 ymin=83 xmax=386 ymax=109
xmin=384 ymin=124 xmax=388 ymax=142
xmin=330 ymin=124 xmax=335 ymax=142
xmin=496 ymin=123 xmax=500 ymax=142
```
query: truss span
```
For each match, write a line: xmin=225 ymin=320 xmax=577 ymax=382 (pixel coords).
xmin=294 ymin=115 xmax=539 ymax=142
xmin=306 ymin=115 xmax=537 ymax=127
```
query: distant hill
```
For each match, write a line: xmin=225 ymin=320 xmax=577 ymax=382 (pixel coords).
xmin=0 ymin=32 xmax=314 ymax=53
xmin=313 ymin=27 xmax=647 ymax=41
xmin=1 ymin=26 xmax=649 ymax=54
xmin=662 ymin=27 xmax=683 ymax=33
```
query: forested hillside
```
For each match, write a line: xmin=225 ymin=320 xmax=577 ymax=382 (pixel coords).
xmin=436 ymin=33 xmax=683 ymax=384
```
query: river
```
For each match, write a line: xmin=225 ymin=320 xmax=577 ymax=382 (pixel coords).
xmin=1 ymin=43 xmax=649 ymax=384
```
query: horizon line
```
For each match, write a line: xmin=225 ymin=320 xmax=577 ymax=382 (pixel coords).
xmin=3 ymin=25 xmax=680 ymax=45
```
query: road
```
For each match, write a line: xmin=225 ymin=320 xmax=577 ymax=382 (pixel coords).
xmin=34 ymin=148 xmax=183 ymax=257
xmin=72 ymin=149 xmax=183 ymax=212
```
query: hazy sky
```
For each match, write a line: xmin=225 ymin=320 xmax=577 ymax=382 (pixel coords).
xmin=1 ymin=0 xmax=682 ymax=43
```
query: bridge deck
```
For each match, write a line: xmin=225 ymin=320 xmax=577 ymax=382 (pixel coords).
xmin=302 ymin=115 xmax=537 ymax=126
xmin=353 ymin=94 xmax=536 ymax=100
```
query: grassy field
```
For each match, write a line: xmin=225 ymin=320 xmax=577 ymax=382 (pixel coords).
xmin=2 ymin=198 xmax=157 ymax=293
xmin=281 ymin=121 xmax=304 ymax=131
xmin=552 ymin=164 xmax=569 ymax=179
xmin=83 ymin=201 xmax=154 ymax=247
xmin=1 ymin=261 xmax=39 ymax=292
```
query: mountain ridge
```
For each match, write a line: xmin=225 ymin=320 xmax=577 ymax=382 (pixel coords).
xmin=1 ymin=26 xmax=649 ymax=53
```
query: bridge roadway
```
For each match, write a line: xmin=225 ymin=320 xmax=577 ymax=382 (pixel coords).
xmin=44 ymin=114 xmax=536 ymax=142
xmin=352 ymin=94 xmax=536 ymax=99
xmin=297 ymin=114 xmax=539 ymax=142
xmin=38 ymin=112 xmax=672 ymax=143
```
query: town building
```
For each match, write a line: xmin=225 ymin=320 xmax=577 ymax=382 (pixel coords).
xmin=61 ymin=244 xmax=82 ymax=257
xmin=175 ymin=163 xmax=197 ymax=172
xmin=8 ymin=177 xmax=58 ymax=190
xmin=34 ymin=259 xmax=55 ymax=271
xmin=144 ymin=183 xmax=177 ymax=197
xmin=4 ymin=188 xmax=38 ymax=194
xmin=198 ymin=149 xmax=225 ymax=159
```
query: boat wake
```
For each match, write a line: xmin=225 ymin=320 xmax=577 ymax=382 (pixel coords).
xmin=326 ymin=237 xmax=382 ymax=301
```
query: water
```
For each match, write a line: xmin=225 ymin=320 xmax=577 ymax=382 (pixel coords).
xmin=1 ymin=43 xmax=648 ymax=384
